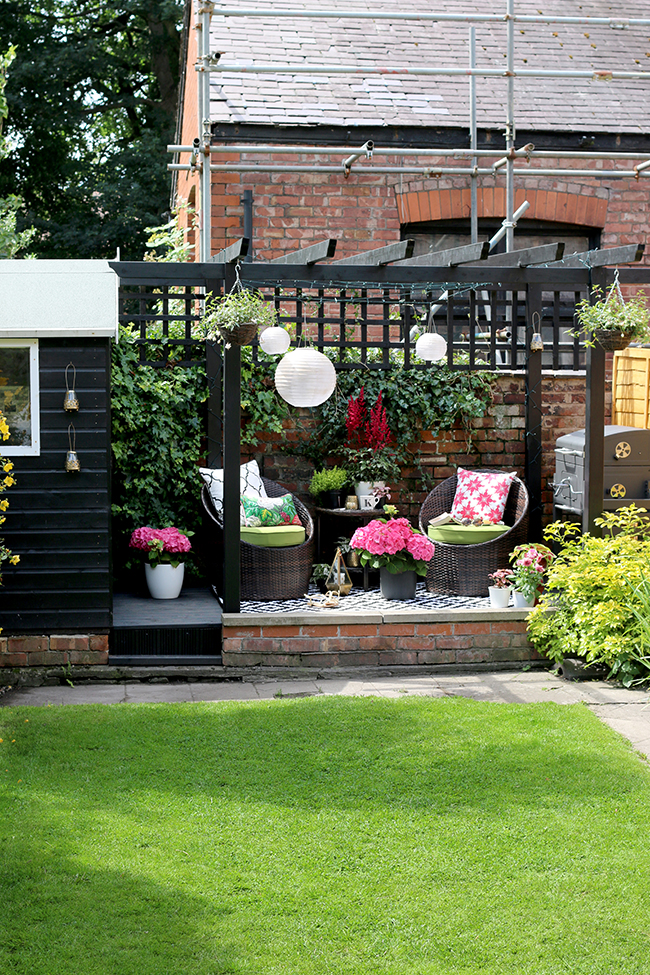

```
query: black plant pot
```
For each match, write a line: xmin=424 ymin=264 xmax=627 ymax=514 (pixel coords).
xmin=556 ymin=657 xmax=609 ymax=681
xmin=324 ymin=490 xmax=344 ymax=509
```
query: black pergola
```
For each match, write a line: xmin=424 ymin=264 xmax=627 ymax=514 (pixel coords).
xmin=111 ymin=259 xmax=642 ymax=612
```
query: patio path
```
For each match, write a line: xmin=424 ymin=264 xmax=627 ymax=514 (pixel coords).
xmin=3 ymin=670 xmax=650 ymax=758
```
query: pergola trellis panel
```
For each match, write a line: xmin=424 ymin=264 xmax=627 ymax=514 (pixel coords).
xmin=111 ymin=259 xmax=641 ymax=612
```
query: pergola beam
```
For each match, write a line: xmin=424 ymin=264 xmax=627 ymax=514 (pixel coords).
xmin=394 ymin=241 xmax=489 ymax=267
xmin=332 ymin=240 xmax=415 ymax=265
xmin=476 ymin=242 xmax=565 ymax=267
xmin=547 ymin=243 xmax=645 ymax=268
xmin=267 ymin=239 xmax=337 ymax=265
xmin=207 ymin=238 xmax=249 ymax=263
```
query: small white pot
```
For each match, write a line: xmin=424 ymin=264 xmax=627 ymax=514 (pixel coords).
xmin=512 ymin=589 xmax=535 ymax=608
xmin=488 ymin=586 xmax=512 ymax=608
xmin=145 ymin=562 xmax=185 ymax=599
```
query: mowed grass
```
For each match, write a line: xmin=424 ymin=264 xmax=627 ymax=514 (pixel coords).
xmin=1 ymin=695 xmax=650 ymax=975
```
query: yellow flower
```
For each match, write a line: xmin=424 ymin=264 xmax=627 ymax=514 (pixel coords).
xmin=10 ymin=556 xmax=19 ymax=565
xmin=0 ymin=499 xmax=7 ymax=511
xmin=3 ymin=462 xmax=13 ymax=472
xmin=3 ymin=476 xmax=14 ymax=487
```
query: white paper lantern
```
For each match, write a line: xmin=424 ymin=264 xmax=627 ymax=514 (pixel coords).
xmin=274 ymin=348 xmax=336 ymax=407
xmin=259 ymin=326 xmax=291 ymax=355
xmin=415 ymin=332 xmax=448 ymax=362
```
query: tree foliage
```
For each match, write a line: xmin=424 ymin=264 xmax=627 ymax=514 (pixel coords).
xmin=0 ymin=0 xmax=184 ymax=259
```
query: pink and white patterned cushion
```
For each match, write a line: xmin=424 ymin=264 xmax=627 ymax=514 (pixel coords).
xmin=450 ymin=469 xmax=517 ymax=524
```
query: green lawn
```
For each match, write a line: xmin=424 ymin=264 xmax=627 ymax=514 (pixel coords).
xmin=1 ymin=695 xmax=649 ymax=975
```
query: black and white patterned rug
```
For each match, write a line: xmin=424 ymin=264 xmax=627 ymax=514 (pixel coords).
xmin=240 ymin=583 xmax=490 ymax=615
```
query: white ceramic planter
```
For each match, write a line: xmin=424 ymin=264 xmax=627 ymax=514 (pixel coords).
xmin=512 ymin=589 xmax=535 ymax=608
xmin=488 ymin=586 xmax=512 ymax=608
xmin=145 ymin=562 xmax=185 ymax=599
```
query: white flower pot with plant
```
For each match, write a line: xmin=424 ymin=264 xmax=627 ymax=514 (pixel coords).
xmin=129 ymin=526 xmax=193 ymax=599
xmin=508 ymin=543 xmax=554 ymax=609
xmin=487 ymin=568 xmax=514 ymax=608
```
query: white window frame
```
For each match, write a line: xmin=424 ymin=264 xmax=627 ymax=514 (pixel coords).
xmin=0 ymin=339 xmax=40 ymax=456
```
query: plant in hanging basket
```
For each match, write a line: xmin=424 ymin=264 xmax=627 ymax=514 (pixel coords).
xmin=573 ymin=284 xmax=650 ymax=351
xmin=201 ymin=288 xmax=278 ymax=347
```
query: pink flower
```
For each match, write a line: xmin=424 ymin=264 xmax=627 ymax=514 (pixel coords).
xmin=351 ymin=517 xmax=434 ymax=571
xmin=129 ymin=526 xmax=192 ymax=555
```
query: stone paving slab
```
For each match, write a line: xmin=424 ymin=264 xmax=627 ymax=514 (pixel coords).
xmin=3 ymin=672 xmax=650 ymax=759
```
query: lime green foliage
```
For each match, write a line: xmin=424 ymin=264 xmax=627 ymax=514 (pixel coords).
xmin=2 ymin=696 xmax=650 ymax=975
xmin=309 ymin=466 xmax=349 ymax=496
xmin=240 ymin=344 xmax=290 ymax=446
xmin=303 ymin=350 xmax=495 ymax=481
xmin=527 ymin=505 xmax=650 ymax=685
xmin=110 ymin=328 xmax=207 ymax=579
xmin=574 ymin=285 xmax=650 ymax=344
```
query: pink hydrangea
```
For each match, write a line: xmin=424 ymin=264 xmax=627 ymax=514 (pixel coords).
xmin=129 ymin=526 xmax=192 ymax=554
xmin=351 ymin=517 xmax=434 ymax=574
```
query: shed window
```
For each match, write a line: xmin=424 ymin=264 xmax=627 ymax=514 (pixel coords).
xmin=0 ymin=340 xmax=40 ymax=455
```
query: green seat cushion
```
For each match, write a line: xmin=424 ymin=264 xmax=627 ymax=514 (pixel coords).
xmin=427 ymin=524 xmax=510 ymax=545
xmin=241 ymin=525 xmax=306 ymax=548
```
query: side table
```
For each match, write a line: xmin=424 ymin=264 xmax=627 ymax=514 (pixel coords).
xmin=314 ymin=507 xmax=380 ymax=592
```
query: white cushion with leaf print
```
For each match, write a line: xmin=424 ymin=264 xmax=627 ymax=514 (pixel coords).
xmin=450 ymin=469 xmax=517 ymax=524
xmin=200 ymin=460 xmax=267 ymax=512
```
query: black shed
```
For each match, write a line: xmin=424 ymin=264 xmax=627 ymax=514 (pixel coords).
xmin=0 ymin=260 xmax=117 ymax=634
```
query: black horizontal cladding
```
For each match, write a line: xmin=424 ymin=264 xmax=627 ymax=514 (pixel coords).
xmin=0 ymin=339 xmax=112 ymax=635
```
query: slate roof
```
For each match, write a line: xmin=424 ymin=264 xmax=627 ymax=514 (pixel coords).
xmin=207 ymin=0 xmax=650 ymax=132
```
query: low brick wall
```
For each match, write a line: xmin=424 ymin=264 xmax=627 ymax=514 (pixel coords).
xmin=222 ymin=609 xmax=540 ymax=669
xmin=0 ymin=634 xmax=109 ymax=669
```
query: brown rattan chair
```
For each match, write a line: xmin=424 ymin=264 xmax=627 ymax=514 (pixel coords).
xmin=201 ymin=476 xmax=315 ymax=601
xmin=418 ymin=473 xmax=529 ymax=596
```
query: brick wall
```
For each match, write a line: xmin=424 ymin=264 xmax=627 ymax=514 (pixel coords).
xmin=222 ymin=615 xmax=539 ymax=669
xmin=0 ymin=635 xmax=109 ymax=669
xmin=245 ymin=371 xmax=611 ymax=526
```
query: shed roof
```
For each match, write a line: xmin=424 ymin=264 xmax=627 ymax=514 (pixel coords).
xmin=206 ymin=0 xmax=650 ymax=133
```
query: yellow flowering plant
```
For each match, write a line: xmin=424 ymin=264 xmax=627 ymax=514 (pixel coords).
xmin=0 ymin=410 xmax=19 ymax=590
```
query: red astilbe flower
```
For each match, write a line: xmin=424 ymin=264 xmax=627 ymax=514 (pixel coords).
xmin=345 ymin=386 xmax=366 ymax=448
xmin=365 ymin=390 xmax=391 ymax=452
xmin=345 ymin=387 xmax=392 ymax=451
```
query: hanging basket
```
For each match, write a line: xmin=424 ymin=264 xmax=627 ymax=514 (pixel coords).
xmin=218 ymin=322 xmax=258 ymax=347
xmin=594 ymin=329 xmax=632 ymax=352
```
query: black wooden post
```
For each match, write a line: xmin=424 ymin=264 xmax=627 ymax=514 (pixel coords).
xmin=525 ymin=283 xmax=544 ymax=541
xmin=583 ymin=268 xmax=607 ymax=535
xmin=218 ymin=265 xmax=242 ymax=612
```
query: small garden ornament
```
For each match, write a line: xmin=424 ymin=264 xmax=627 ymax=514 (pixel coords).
xmin=129 ymin=526 xmax=193 ymax=599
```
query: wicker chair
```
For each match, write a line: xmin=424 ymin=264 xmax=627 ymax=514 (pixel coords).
xmin=418 ymin=473 xmax=529 ymax=596
xmin=201 ymin=476 xmax=315 ymax=601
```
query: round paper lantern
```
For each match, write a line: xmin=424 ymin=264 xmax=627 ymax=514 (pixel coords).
xmin=259 ymin=326 xmax=291 ymax=355
xmin=415 ymin=332 xmax=448 ymax=362
xmin=274 ymin=348 xmax=336 ymax=407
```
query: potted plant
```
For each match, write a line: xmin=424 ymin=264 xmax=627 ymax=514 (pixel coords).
xmin=309 ymin=466 xmax=349 ymax=509
xmin=129 ymin=526 xmax=193 ymax=599
xmin=487 ymin=568 xmax=514 ymax=608
xmin=310 ymin=562 xmax=330 ymax=594
xmin=508 ymin=543 xmax=553 ymax=608
xmin=350 ymin=512 xmax=434 ymax=600
xmin=574 ymin=282 xmax=650 ymax=351
xmin=342 ymin=387 xmax=401 ymax=502
xmin=201 ymin=287 xmax=278 ymax=347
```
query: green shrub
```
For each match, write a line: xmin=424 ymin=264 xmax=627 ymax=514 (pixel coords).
xmin=309 ymin=466 xmax=349 ymax=496
xmin=527 ymin=505 xmax=650 ymax=685
xmin=111 ymin=328 xmax=208 ymax=582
